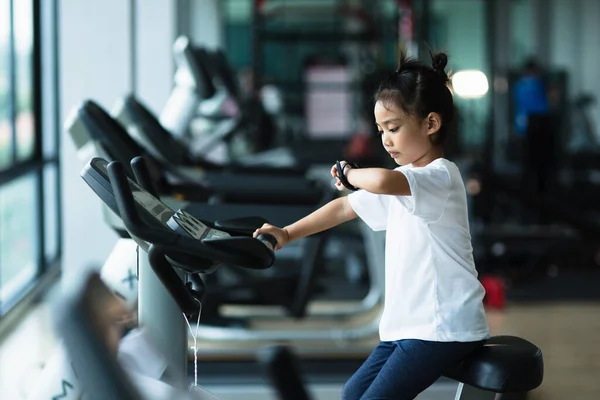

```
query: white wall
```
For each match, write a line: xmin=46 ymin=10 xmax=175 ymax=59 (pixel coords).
xmin=135 ymin=0 xmax=177 ymax=114
xmin=188 ymin=0 xmax=223 ymax=48
xmin=59 ymin=0 xmax=178 ymax=284
xmin=59 ymin=0 xmax=131 ymax=285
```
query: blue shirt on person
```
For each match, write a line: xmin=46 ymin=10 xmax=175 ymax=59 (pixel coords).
xmin=513 ymin=75 xmax=550 ymax=136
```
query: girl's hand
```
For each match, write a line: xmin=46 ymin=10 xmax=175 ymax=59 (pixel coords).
xmin=253 ymin=223 xmax=290 ymax=250
xmin=331 ymin=161 xmax=353 ymax=191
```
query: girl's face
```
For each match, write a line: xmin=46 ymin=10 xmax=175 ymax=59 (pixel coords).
xmin=374 ymin=101 xmax=441 ymax=167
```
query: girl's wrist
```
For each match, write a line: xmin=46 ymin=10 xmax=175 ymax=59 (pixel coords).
xmin=282 ymin=227 xmax=292 ymax=243
xmin=345 ymin=167 xmax=354 ymax=185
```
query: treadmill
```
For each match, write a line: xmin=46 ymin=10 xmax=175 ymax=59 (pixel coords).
xmin=81 ymin=157 xmax=382 ymax=343
xmin=158 ymin=36 xmax=351 ymax=170
xmin=66 ymin=99 xmax=332 ymax=206
xmin=113 ymin=94 xmax=310 ymax=177
xmin=66 ymin=104 xmax=385 ymax=324
xmin=73 ymin=159 xmax=391 ymax=398
xmin=111 ymin=38 xmax=308 ymax=176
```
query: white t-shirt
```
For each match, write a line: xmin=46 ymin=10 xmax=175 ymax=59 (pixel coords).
xmin=348 ymin=158 xmax=490 ymax=342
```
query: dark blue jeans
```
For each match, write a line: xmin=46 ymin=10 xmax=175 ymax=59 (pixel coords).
xmin=342 ymin=339 xmax=485 ymax=400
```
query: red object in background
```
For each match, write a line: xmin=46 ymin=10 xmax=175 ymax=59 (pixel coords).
xmin=481 ymin=275 xmax=506 ymax=309
xmin=345 ymin=134 xmax=372 ymax=160
xmin=255 ymin=0 xmax=266 ymax=10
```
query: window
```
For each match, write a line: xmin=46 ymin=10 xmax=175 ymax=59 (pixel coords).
xmin=0 ymin=174 xmax=39 ymax=303
xmin=14 ymin=0 xmax=35 ymax=161
xmin=1 ymin=0 xmax=11 ymax=170
xmin=0 ymin=0 xmax=60 ymax=315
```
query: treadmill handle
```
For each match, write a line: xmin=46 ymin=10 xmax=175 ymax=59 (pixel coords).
xmin=107 ymin=161 xmax=177 ymax=245
xmin=130 ymin=156 xmax=160 ymax=197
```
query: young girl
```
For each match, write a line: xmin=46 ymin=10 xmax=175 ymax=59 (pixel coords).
xmin=254 ymin=51 xmax=490 ymax=400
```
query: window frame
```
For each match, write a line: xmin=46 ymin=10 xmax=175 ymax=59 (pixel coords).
xmin=0 ymin=0 xmax=61 ymax=315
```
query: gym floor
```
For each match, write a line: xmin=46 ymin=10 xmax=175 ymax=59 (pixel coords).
xmin=1 ymin=299 xmax=598 ymax=399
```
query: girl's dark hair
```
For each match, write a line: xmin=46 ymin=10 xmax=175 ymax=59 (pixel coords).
xmin=374 ymin=50 xmax=455 ymax=146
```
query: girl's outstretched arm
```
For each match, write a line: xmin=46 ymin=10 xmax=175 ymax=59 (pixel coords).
xmin=253 ymin=196 xmax=357 ymax=250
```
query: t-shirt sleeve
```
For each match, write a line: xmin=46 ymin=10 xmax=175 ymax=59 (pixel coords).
xmin=347 ymin=189 xmax=389 ymax=231
xmin=393 ymin=165 xmax=451 ymax=223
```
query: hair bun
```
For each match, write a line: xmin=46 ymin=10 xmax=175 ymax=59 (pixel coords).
xmin=431 ymin=52 xmax=448 ymax=73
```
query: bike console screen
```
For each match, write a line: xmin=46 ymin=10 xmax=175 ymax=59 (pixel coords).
xmin=81 ymin=157 xmax=229 ymax=240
